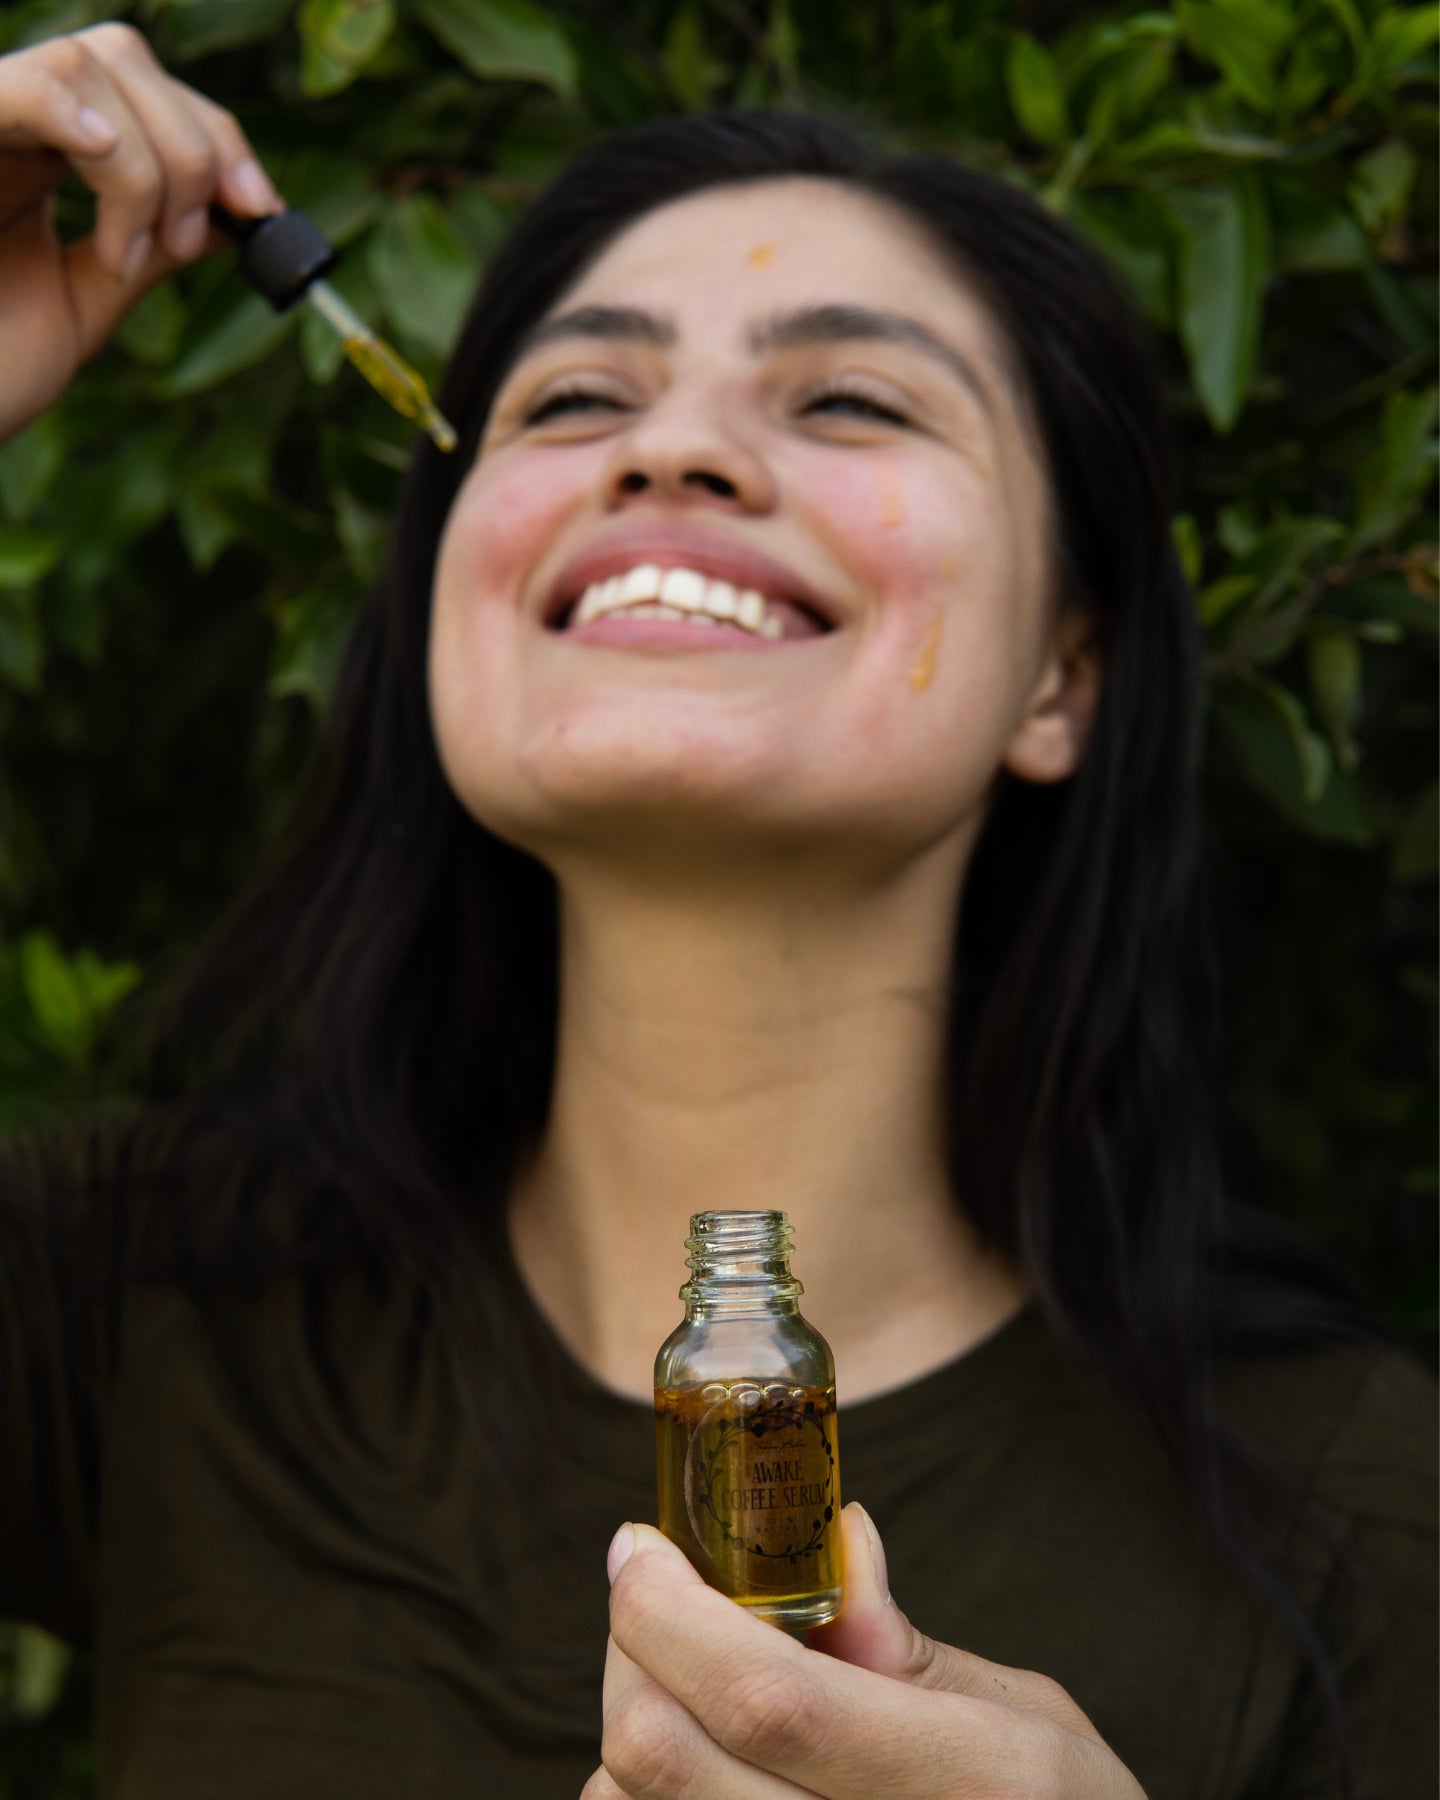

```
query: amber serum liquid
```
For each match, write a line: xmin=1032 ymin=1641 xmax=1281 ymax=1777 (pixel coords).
xmin=654 ymin=1211 xmax=842 ymax=1631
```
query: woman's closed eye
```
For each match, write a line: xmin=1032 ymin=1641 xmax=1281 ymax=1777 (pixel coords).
xmin=522 ymin=387 xmax=625 ymax=425
xmin=520 ymin=382 xmax=914 ymax=429
xmin=799 ymin=382 xmax=911 ymax=426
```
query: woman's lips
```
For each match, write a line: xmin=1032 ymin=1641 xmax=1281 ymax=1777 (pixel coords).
xmin=564 ymin=598 xmax=824 ymax=651
xmin=542 ymin=525 xmax=842 ymax=633
xmin=564 ymin=616 xmax=796 ymax=652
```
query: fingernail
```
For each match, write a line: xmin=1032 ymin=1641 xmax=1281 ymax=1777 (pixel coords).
xmin=122 ymin=231 xmax=152 ymax=283
xmin=76 ymin=106 xmax=118 ymax=152
xmin=166 ymin=207 xmax=208 ymax=260
xmin=856 ymin=1503 xmax=890 ymax=1604
xmin=228 ymin=157 xmax=281 ymax=215
xmin=606 ymin=1523 xmax=637 ymax=1584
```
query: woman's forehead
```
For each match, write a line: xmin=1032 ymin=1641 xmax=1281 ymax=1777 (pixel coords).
xmin=535 ymin=178 xmax=1024 ymax=407
xmin=564 ymin=178 xmax=987 ymax=319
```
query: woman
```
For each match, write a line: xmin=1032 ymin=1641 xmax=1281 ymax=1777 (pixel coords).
xmin=0 ymin=24 xmax=1433 ymax=1800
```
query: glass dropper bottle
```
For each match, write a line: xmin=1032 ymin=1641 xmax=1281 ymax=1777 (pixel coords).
xmin=655 ymin=1210 xmax=843 ymax=1633
xmin=208 ymin=203 xmax=458 ymax=453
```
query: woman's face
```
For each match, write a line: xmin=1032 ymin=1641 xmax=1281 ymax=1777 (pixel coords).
xmin=429 ymin=178 xmax=1086 ymax=880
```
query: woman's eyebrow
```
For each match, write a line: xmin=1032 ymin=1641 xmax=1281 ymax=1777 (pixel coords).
xmin=751 ymin=304 xmax=997 ymax=417
xmin=514 ymin=301 xmax=998 ymax=416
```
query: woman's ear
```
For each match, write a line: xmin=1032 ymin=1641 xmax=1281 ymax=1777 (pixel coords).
xmin=1002 ymin=610 xmax=1105 ymax=786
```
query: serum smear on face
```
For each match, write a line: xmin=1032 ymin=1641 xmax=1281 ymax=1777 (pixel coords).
xmin=654 ymin=1211 xmax=842 ymax=1632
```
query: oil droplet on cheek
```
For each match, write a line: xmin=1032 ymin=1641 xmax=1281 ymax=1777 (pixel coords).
xmin=909 ymin=605 xmax=943 ymax=693
xmin=746 ymin=241 xmax=778 ymax=269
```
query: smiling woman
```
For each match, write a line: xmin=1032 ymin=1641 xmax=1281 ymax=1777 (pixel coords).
xmin=0 ymin=55 xmax=1434 ymax=1800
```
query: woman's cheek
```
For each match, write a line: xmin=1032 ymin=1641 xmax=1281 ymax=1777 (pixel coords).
xmin=441 ymin=445 xmax=593 ymax=604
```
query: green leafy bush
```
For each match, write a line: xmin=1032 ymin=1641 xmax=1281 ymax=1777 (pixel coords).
xmin=0 ymin=1 xmax=1434 ymax=1786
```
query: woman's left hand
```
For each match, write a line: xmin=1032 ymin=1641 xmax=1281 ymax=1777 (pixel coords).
xmin=582 ymin=1504 xmax=1148 ymax=1798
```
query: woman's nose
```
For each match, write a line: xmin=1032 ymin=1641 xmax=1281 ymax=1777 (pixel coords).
xmin=616 ymin=466 xmax=737 ymax=499
xmin=602 ymin=398 xmax=778 ymax=513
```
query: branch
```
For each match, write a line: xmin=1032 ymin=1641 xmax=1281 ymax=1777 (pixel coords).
xmin=1204 ymin=547 xmax=1434 ymax=676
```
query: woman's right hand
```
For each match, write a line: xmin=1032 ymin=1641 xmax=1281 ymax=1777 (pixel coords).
xmin=0 ymin=22 xmax=284 ymax=442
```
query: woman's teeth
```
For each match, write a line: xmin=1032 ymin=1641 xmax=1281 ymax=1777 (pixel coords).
xmin=569 ymin=564 xmax=785 ymax=639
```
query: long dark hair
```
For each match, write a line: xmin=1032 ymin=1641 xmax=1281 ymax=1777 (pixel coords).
xmin=75 ymin=107 xmax=1375 ymax=1783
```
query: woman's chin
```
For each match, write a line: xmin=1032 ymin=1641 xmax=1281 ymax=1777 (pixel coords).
xmin=456 ymin=750 xmax=844 ymax=872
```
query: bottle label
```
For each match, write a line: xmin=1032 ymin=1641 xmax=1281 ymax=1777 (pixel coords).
xmin=684 ymin=1387 xmax=837 ymax=1565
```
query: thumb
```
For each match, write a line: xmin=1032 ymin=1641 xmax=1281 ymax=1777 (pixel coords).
xmin=808 ymin=1501 xmax=908 ymax=1671
xmin=812 ymin=1504 xmax=1104 ymax=1742
xmin=62 ymin=229 xmax=183 ymax=363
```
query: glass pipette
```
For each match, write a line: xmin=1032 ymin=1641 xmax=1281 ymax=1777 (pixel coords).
xmin=209 ymin=203 xmax=458 ymax=453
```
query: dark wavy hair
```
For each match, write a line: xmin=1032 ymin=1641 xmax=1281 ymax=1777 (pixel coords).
xmin=92 ymin=107 xmax=1376 ymax=1785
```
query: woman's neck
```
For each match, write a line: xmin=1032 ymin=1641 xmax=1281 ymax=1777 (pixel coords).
xmin=507 ymin=847 xmax=1028 ymax=1403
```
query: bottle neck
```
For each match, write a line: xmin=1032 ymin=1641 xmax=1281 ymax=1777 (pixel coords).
xmin=680 ymin=1210 xmax=803 ymax=1319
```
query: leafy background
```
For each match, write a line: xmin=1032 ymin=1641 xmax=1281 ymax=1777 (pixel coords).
xmin=0 ymin=0 xmax=1435 ymax=1788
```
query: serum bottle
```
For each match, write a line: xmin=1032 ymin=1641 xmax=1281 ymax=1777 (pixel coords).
xmin=654 ymin=1210 xmax=842 ymax=1631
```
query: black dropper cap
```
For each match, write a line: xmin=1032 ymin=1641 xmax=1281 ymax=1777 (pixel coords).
xmin=207 ymin=204 xmax=338 ymax=312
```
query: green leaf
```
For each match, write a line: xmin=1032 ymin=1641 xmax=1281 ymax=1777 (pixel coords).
xmin=273 ymin=152 xmax=381 ymax=247
xmin=192 ymin=487 xmax=333 ymax=561
xmin=416 ymin=0 xmax=577 ymax=97
xmin=1108 ymin=117 xmax=1283 ymax=168
xmin=1198 ymin=572 xmax=1259 ymax=626
xmin=268 ymin=585 xmax=357 ymax=711
xmin=1371 ymin=4 xmax=1440 ymax=79
xmin=10 ymin=1625 xmax=72 ymax=1720
xmin=332 ymin=487 xmax=389 ymax=581
xmin=1294 ymin=47 xmax=1351 ymax=119
xmin=1359 ymin=256 xmax=1436 ymax=355
xmin=1218 ymin=503 xmax=1261 ymax=557
xmin=5 ymin=0 xmax=115 ymax=52
xmin=173 ymin=409 xmax=285 ymax=569
xmin=0 ymin=526 xmax=61 ymax=589
xmin=1172 ymin=512 xmax=1203 ymax=586
xmin=1317 ymin=0 xmax=1368 ymax=68
xmin=175 ymin=490 xmax=234 ymax=572
xmin=299 ymin=0 xmax=395 ymax=97
xmin=0 ymin=589 xmax=43 ymax=692
xmin=1389 ymin=780 xmax=1440 ymax=884
xmin=1346 ymin=139 xmax=1418 ymax=236
xmin=19 ymin=930 xmax=89 ymax=1065
xmin=448 ymin=185 xmax=512 ymax=263
xmin=1213 ymin=673 xmax=1370 ymax=838
xmin=0 ymin=413 xmax=64 ymax=522
xmin=114 ymin=279 xmax=189 ymax=366
xmin=1340 ymin=573 xmax=1438 ymax=640
xmin=1306 ymin=627 xmax=1363 ymax=769
xmin=1006 ymin=33 xmax=1070 ymax=149
xmin=1268 ymin=172 xmax=1369 ymax=272
xmin=664 ymin=2 xmax=729 ymax=110
xmin=1351 ymin=385 xmax=1439 ymax=551
xmin=1162 ymin=173 xmax=1272 ymax=434
xmin=71 ymin=947 xmax=144 ymax=1020
xmin=1083 ymin=39 xmax=1175 ymax=152
xmin=1219 ymin=514 xmax=1346 ymax=646
xmin=766 ymin=0 xmax=800 ymax=93
xmin=1175 ymin=0 xmax=1296 ymax=110
xmin=162 ymin=291 xmax=294 ymax=396
xmin=367 ymin=194 xmax=479 ymax=355
xmin=1069 ymin=191 xmax=1172 ymax=326
xmin=161 ymin=0 xmax=294 ymax=60
xmin=44 ymin=578 xmax=105 ymax=664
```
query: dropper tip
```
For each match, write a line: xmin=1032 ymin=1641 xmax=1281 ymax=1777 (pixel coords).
xmin=424 ymin=410 xmax=459 ymax=454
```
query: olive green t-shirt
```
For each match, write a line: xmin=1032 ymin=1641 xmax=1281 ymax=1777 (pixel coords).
xmin=1 ymin=1119 xmax=1435 ymax=1798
